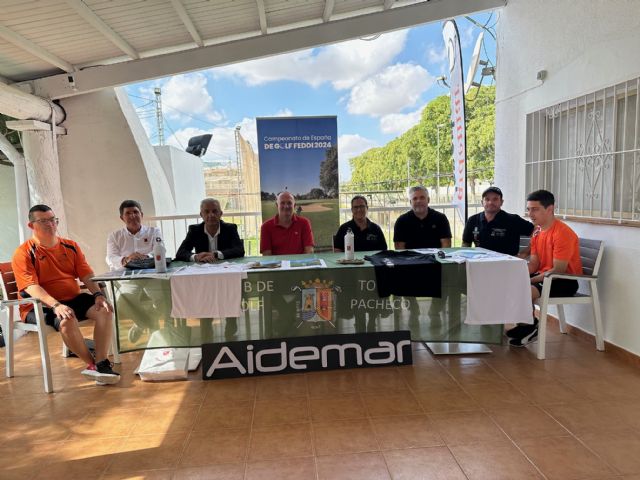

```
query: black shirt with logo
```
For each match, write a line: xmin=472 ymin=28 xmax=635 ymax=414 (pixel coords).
xmin=462 ymin=209 xmax=534 ymax=256
xmin=334 ymin=219 xmax=387 ymax=252
xmin=365 ymin=250 xmax=441 ymax=298
xmin=393 ymin=208 xmax=452 ymax=249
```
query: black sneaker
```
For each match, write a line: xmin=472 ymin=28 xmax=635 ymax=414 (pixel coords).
xmin=509 ymin=326 xmax=538 ymax=347
xmin=67 ymin=338 xmax=96 ymax=358
xmin=81 ymin=358 xmax=121 ymax=385
xmin=506 ymin=319 xmax=538 ymax=338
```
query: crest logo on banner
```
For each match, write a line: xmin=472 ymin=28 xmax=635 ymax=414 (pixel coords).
xmin=442 ymin=19 xmax=468 ymax=223
xmin=292 ymin=279 xmax=340 ymax=328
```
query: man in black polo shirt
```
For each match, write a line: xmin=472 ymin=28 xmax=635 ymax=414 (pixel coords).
xmin=462 ymin=186 xmax=534 ymax=256
xmin=394 ymin=186 xmax=452 ymax=249
xmin=393 ymin=186 xmax=451 ymax=324
xmin=334 ymin=195 xmax=387 ymax=252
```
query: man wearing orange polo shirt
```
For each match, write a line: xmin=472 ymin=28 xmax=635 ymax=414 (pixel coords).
xmin=260 ymin=191 xmax=315 ymax=255
xmin=11 ymin=204 xmax=120 ymax=385
xmin=507 ymin=190 xmax=583 ymax=346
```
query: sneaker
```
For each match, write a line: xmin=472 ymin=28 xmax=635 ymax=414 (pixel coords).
xmin=67 ymin=338 xmax=96 ymax=358
xmin=509 ymin=326 xmax=538 ymax=347
xmin=128 ymin=325 xmax=144 ymax=343
xmin=506 ymin=324 xmax=529 ymax=338
xmin=81 ymin=359 xmax=121 ymax=385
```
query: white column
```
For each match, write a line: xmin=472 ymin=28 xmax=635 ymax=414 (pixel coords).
xmin=21 ymin=130 xmax=68 ymax=237
xmin=0 ymin=133 xmax=28 ymax=241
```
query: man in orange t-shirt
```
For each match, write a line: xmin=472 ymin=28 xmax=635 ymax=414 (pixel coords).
xmin=507 ymin=190 xmax=583 ymax=347
xmin=11 ymin=204 xmax=120 ymax=385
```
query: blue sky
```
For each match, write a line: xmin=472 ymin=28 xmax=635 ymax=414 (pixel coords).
xmin=126 ymin=12 xmax=497 ymax=182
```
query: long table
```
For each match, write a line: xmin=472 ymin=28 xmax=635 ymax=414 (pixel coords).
xmin=94 ymin=251 xmax=507 ymax=353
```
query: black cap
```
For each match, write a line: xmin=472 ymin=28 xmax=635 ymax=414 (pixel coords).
xmin=482 ymin=186 xmax=503 ymax=199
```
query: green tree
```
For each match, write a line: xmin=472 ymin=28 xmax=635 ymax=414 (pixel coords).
xmin=348 ymin=86 xmax=495 ymax=192
xmin=319 ymin=145 xmax=338 ymax=197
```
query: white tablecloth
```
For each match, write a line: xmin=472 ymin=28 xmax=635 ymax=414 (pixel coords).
xmin=170 ymin=263 xmax=247 ymax=318
xmin=464 ymin=256 xmax=532 ymax=325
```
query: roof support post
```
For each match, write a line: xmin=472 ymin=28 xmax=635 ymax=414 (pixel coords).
xmin=0 ymin=82 xmax=65 ymax=124
xmin=0 ymin=133 xmax=28 ymax=242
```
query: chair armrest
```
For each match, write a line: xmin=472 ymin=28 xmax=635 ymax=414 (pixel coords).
xmin=1 ymin=297 xmax=42 ymax=308
xmin=543 ymin=272 xmax=597 ymax=281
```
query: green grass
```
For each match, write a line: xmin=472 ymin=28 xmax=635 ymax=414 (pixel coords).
xmin=261 ymin=198 xmax=339 ymax=250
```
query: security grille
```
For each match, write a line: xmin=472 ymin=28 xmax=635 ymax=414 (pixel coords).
xmin=526 ymin=77 xmax=640 ymax=223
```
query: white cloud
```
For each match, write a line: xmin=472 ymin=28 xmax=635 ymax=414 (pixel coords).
xmin=338 ymin=134 xmax=378 ymax=181
xmin=460 ymin=24 xmax=476 ymax=48
xmin=346 ymin=63 xmax=434 ymax=117
xmin=379 ymin=106 xmax=424 ymax=135
xmin=273 ymin=108 xmax=293 ymax=117
xmin=142 ymin=73 xmax=224 ymax=125
xmin=215 ymin=31 xmax=407 ymax=90
xmin=427 ymin=44 xmax=447 ymax=65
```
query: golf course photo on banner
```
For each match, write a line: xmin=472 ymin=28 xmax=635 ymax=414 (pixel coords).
xmin=257 ymin=116 xmax=339 ymax=250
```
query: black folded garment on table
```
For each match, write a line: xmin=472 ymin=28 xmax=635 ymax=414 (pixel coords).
xmin=364 ymin=250 xmax=441 ymax=298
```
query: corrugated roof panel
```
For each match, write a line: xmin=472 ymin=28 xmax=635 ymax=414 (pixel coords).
xmin=266 ymin=0 xmax=325 ymax=27
xmin=334 ymin=0 xmax=384 ymax=15
xmin=0 ymin=0 xmax=441 ymax=82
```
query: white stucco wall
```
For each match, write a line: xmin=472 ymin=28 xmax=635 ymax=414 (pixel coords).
xmin=154 ymin=145 xmax=205 ymax=214
xmin=495 ymin=0 xmax=640 ymax=354
xmin=0 ymin=164 xmax=19 ymax=261
xmin=57 ymin=88 xmax=176 ymax=270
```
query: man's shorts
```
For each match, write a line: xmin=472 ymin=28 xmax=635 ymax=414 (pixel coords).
xmin=532 ymin=277 xmax=579 ymax=297
xmin=25 ymin=293 xmax=95 ymax=331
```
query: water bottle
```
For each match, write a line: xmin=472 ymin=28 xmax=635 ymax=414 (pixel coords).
xmin=344 ymin=228 xmax=355 ymax=261
xmin=153 ymin=237 xmax=167 ymax=273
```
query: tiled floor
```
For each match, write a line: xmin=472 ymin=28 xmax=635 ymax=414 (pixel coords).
xmin=2 ymin=323 xmax=640 ymax=480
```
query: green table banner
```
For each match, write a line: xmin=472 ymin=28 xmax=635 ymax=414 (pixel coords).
xmin=95 ymin=251 xmax=504 ymax=353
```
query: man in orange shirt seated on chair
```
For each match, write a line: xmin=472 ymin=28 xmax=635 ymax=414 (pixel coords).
xmin=11 ymin=204 xmax=120 ymax=385
xmin=507 ymin=190 xmax=583 ymax=347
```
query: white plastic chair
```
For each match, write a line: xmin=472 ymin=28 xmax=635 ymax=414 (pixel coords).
xmin=0 ymin=262 xmax=120 ymax=393
xmin=535 ymin=238 xmax=605 ymax=360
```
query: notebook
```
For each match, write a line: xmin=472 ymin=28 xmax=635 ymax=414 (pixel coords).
xmin=125 ymin=257 xmax=172 ymax=270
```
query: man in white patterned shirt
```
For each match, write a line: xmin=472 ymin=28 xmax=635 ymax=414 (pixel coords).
xmin=106 ymin=200 xmax=168 ymax=344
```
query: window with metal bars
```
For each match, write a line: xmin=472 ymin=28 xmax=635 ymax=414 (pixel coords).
xmin=525 ymin=77 xmax=640 ymax=224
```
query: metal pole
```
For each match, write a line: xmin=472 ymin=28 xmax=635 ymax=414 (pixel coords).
xmin=436 ymin=123 xmax=446 ymax=203
xmin=406 ymin=157 xmax=410 ymax=190
xmin=437 ymin=126 xmax=441 ymax=202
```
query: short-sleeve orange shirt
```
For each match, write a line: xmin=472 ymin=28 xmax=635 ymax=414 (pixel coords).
xmin=11 ymin=237 xmax=94 ymax=320
xmin=530 ymin=220 xmax=582 ymax=275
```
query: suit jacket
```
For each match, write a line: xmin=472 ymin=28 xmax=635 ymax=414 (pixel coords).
xmin=175 ymin=220 xmax=245 ymax=261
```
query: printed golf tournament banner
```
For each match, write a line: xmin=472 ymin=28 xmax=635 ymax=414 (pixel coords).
xmin=256 ymin=116 xmax=339 ymax=250
xmin=443 ymin=19 xmax=468 ymax=222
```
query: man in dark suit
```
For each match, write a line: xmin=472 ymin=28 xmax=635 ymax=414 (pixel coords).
xmin=176 ymin=198 xmax=244 ymax=262
xmin=175 ymin=198 xmax=245 ymax=339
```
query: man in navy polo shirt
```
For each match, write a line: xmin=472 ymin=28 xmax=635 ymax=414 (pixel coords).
xmin=394 ymin=186 xmax=452 ymax=249
xmin=462 ymin=186 xmax=534 ymax=256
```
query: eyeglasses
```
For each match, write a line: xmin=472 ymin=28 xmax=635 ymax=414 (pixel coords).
xmin=34 ymin=217 xmax=59 ymax=225
xmin=351 ymin=205 xmax=367 ymax=210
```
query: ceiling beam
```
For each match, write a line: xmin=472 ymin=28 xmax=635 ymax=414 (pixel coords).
xmin=26 ymin=0 xmax=506 ymax=100
xmin=66 ymin=0 xmax=139 ymax=60
xmin=169 ymin=0 xmax=204 ymax=47
xmin=323 ymin=0 xmax=335 ymax=22
xmin=256 ymin=0 xmax=268 ymax=34
xmin=0 ymin=23 xmax=74 ymax=73
xmin=384 ymin=0 xmax=395 ymax=9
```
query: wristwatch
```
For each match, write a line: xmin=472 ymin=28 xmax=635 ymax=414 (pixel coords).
xmin=51 ymin=302 xmax=61 ymax=309
xmin=93 ymin=291 xmax=105 ymax=299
